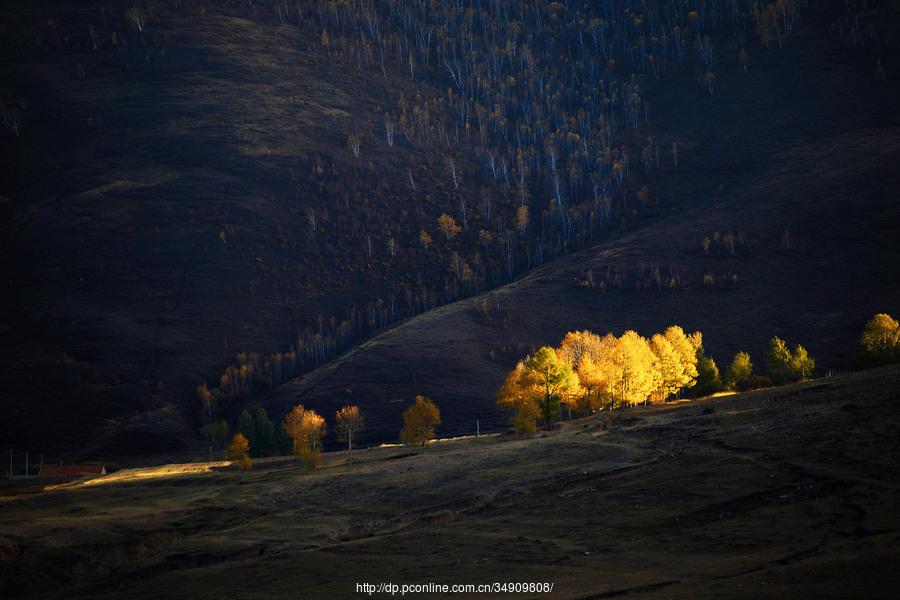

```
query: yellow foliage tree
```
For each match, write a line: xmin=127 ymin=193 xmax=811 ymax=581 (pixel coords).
xmin=859 ymin=313 xmax=900 ymax=365
xmin=606 ymin=330 xmax=660 ymax=406
xmin=559 ymin=331 xmax=616 ymax=412
xmin=401 ymin=395 xmax=441 ymax=449
xmin=497 ymin=362 xmax=540 ymax=435
xmin=283 ymin=405 xmax=326 ymax=470
xmin=650 ymin=334 xmax=683 ymax=401
xmin=664 ymin=326 xmax=702 ymax=392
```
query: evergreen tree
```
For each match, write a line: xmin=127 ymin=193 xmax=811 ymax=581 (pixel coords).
xmin=237 ymin=409 xmax=255 ymax=450
xmin=253 ymin=407 xmax=275 ymax=457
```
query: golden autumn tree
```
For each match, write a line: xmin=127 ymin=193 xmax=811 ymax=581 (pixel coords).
xmin=608 ymin=330 xmax=661 ymax=406
xmin=859 ymin=313 xmax=900 ymax=365
xmin=225 ymin=433 xmax=252 ymax=471
xmin=496 ymin=362 xmax=540 ymax=435
xmin=558 ymin=331 xmax=616 ymax=412
xmin=283 ymin=405 xmax=327 ymax=470
xmin=401 ymin=395 xmax=441 ymax=449
xmin=650 ymin=333 xmax=684 ymax=401
xmin=663 ymin=326 xmax=702 ymax=393
xmin=335 ymin=405 xmax=365 ymax=461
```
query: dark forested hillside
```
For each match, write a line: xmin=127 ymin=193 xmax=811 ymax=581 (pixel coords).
xmin=1 ymin=0 xmax=898 ymax=457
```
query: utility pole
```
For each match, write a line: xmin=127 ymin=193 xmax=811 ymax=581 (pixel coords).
xmin=476 ymin=418 xmax=480 ymax=437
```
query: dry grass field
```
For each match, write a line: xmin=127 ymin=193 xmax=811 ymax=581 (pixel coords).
xmin=2 ymin=366 xmax=899 ymax=598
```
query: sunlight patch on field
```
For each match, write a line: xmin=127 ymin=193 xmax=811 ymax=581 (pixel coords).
xmin=81 ymin=462 xmax=232 ymax=487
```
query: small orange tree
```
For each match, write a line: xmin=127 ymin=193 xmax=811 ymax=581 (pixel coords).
xmin=284 ymin=405 xmax=327 ymax=470
xmin=226 ymin=433 xmax=252 ymax=471
xmin=401 ymin=395 xmax=441 ymax=450
xmin=437 ymin=213 xmax=462 ymax=240
xmin=335 ymin=405 xmax=365 ymax=461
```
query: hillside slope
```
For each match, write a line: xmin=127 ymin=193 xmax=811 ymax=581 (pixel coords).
xmin=272 ymin=6 xmax=900 ymax=445
xmin=0 ymin=1 xmax=518 ymax=455
xmin=2 ymin=367 xmax=899 ymax=598
xmin=1 ymin=0 xmax=897 ymax=457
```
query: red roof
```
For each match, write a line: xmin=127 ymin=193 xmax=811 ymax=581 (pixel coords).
xmin=38 ymin=465 xmax=106 ymax=478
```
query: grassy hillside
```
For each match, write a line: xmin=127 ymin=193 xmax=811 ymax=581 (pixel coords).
xmin=272 ymin=4 xmax=900 ymax=445
xmin=2 ymin=367 xmax=899 ymax=598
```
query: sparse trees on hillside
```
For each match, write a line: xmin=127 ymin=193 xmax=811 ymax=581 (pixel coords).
xmin=335 ymin=405 xmax=365 ymax=460
xmin=401 ymin=395 xmax=441 ymax=449
xmin=193 ymin=0 xmax=818 ymax=433
xmin=284 ymin=405 xmax=327 ymax=470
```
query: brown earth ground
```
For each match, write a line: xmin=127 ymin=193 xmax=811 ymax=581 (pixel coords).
xmin=2 ymin=366 xmax=899 ymax=599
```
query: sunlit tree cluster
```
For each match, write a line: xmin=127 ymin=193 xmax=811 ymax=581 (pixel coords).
xmin=766 ymin=337 xmax=815 ymax=384
xmin=498 ymin=326 xmax=704 ymax=432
